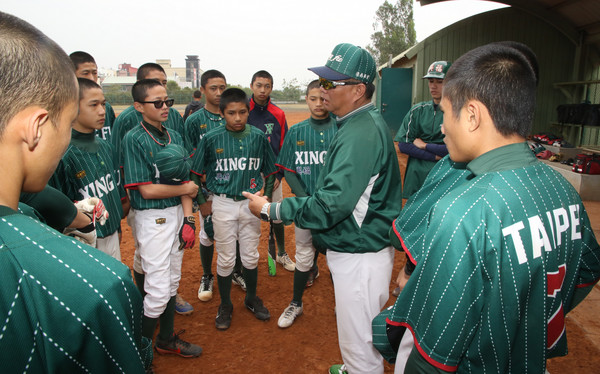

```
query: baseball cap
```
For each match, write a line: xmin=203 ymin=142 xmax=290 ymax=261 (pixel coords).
xmin=308 ymin=43 xmax=376 ymax=84
xmin=423 ymin=61 xmax=451 ymax=79
xmin=155 ymin=144 xmax=191 ymax=182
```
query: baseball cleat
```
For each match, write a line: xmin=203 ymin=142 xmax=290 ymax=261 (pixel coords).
xmin=215 ymin=303 xmax=233 ymax=330
xmin=232 ymin=271 xmax=247 ymax=291
xmin=276 ymin=253 xmax=296 ymax=272
xmin=306 ymin=266 xmax=320 ymax=288
xmin=277 ymin=301 xmax=303 ymax=328
xmin=197 ymin=274 xmax=214 ymax=302
xmin=329 ymin=364 xmax=348 ymax=374
xmin=175 ymin=293 xmax=194 ymax=315
xmin=244 ymin=296 xmax=270 ymax=321
xmin=155 ymin=330 xmax=202 ymax=358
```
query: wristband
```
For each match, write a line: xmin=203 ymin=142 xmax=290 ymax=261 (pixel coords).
xmin=260 ymin=203 xmax=271 ymax=222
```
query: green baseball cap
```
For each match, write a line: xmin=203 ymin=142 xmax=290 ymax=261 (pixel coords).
xmin=308 ymin=43 xmax=376 ymax=83
xmin=155 ymin=144 xmax=191 ymax=182
xmin=423 ymin=61 xmax=452 ymax=79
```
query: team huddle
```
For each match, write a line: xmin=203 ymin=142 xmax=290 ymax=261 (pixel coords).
xmin=1 ymin=10 xmax=600 ymax=374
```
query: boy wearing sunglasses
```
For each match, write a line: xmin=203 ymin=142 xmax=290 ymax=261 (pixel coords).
xmin=122 ymin=78 xmax=203 ymax=358
xmin=49 ymin=78 xmax=126 ymax=260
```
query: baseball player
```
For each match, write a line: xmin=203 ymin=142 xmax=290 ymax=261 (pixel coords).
xmin=275 ymin=79 xmax=337 ymax=328
xmin=70 ymin=51 xmax=116 ymax=141
xmin=123 ymin=78 xmax=202 ymax=357
xmin=191 ymin=88 xmax=278 ymax=331
xmin=49 ymin=78 xmax=127 ymax=260
xmin=0 ymin=11 xmax=151 ymax=372
xmin=112 ymin=62 xmax=192 ymax=315
xmin=395 ymin=60 xmax=451 ymax=199
xmin=248 ymin=70 xmax=295 ymax=272
xmin=184 ymin=69 xmax=247 ymax=301
xmin=386 ymin=43 xmax=600 ymax=373
xmin=244 ymin=43 xmax=403 ymax=374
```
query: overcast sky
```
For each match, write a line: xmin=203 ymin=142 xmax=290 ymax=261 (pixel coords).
xmin=2 ymin=0 xmax=506 ymax=88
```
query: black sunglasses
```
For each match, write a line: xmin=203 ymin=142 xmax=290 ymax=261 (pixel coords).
xmin=319 ymin=78 xmax=363 ymax=90
xmin=139 ymin=98 xmax=175 ymax=109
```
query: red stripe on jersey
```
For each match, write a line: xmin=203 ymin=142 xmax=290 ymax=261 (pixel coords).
xmin=576 ymin=276 xmax=600 ymax=288
xmin=124 ymin=181 xmax=152 ymax=190
xmin=190 ymin=169 xmax=204 ymax=176
xmin=276 ymin=164 xmax=296 ymax=173
xmin=392 ymin=218 xmax=417 ymax=265
xmin=398 ymin=322 xmax=459 ymax=372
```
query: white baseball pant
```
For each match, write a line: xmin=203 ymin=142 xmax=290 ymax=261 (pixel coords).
xmin=327 ymin=246 xmax=394 ymax=374
xmin=134 ymin=205 xmax=184 ymax=318
xmin=96 ymin=230 xmax=121 ymax=261
xmin=212 ymin=195 xmax=260 ymax=277
xmin=294 ymin=226 xmax=315 ymax=272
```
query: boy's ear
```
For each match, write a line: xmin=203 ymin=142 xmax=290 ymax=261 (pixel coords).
xmin=24 ymin=108 xmax=50 ymax=151
xmin=133 ymin=101 xmax=144 ymax=114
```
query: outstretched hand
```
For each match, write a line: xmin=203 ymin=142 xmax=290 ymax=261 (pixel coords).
xmin=242 ymin=191 xmax=269 ymax=218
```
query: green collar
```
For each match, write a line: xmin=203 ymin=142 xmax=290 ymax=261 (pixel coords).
xmin=0 ymin=205 xmax=17 ymax=217
xmin=228 ymin=124 xmax=251 ymax=139
xmin=141 ymin=120 xmax=170 ymax=145
xmin=467 ymin=142 xmax=538 ymax=177
xmin=337 ymin=103 xmax=374 ymax=124
xmin=308 ymin=116 xmax=334 ymax=131
xmin=70 ymin=129 xmax=99 ymax=152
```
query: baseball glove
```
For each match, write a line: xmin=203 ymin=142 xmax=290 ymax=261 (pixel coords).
xmin=179 ymin=216 xmax=196 ymax=250
xmin=75 ymin=197 xmax=109 ymax=225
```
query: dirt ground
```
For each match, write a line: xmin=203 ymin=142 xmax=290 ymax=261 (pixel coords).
xmin=119 ymin=107 xmax=600 ymax=373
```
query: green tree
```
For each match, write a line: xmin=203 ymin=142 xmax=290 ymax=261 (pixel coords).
xmin=367 ymin=0 xmax=416 ymax=65
xmin=167 ymin=80 xmax=181 ymax=92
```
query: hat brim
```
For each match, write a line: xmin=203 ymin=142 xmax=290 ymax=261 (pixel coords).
xmin=308 ymin=65 xmax=351 ymax=81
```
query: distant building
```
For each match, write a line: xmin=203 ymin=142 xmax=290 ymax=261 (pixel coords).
xmin=157 ymin=59 xmax=191 ymax=88
xmin=117 ymin=63 xmax=137 ymax=77
xmin=186 ymin=55 xmax=202 ymax=88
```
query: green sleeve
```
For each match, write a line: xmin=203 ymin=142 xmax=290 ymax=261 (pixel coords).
xmin=277 ymin=121 xmax=380 ymax=229
xmin=264 ymin=175 xmax=275 ymax=199
xmin=19 ymin=186 xmax=78 ymax=232
xmin=284 ymin=170 xmax=307 ymax=197
xmin=405 ymin=346 xmax=451 ymax=374
xmin=389 ymin=226 xmax=403 ymax=250
xmin=190 ymin=173 xmax=206 ymax=205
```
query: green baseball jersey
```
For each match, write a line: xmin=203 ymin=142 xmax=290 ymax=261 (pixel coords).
xmin=123 ymin=122 xmax=187 ymax=210
xmin=0 ymin=206 xmax=146 ymax=373
xmin=191 ymin=124 xmax=278 ymax=196
xmin=389 ymin=142 xmax=600 ymax=373
xmin=112 ymin=105 xmax=184 ymax=168
xmin=395 ymin=100 xmax=444 ymax=198
xmin=49 ymin=129 xmax=125 ymax=238
xmin=391 ymin=156 xmax=470 ymax=263
xmin=272 ymin=104 xmax=403 ymax=253
xmin=96 ymin=101 xmax=116 ymax=141
xmin=277 ymin=116 xmax=337 ymax=196
xmin=183 ymin=107 xmax=225 ymax=154
xmin=19 ymin=186 xmax=78 ymax=232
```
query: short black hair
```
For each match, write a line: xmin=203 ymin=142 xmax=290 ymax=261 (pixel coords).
xmin=77 ymin=78 xmax=102 ymax=100
xmin=251 ymin=70 xmax=273 ymax=86
xmin=0 ymin=12 xmax=77 ymax=137
xmin=201 ymin=69 xmax=226 ymax=87
xmin=306 ymin=79 xmax=320 ymax=95
xmin=219 ymin=88 xmax=249 ymax=113
xmin=137 ymin=62 xmax=166 ymax=81
xmin=193 ymin=90 xmax=202 ymax=99
xmin=132 ymin=79 xmax=164 ymax=103
xmin=489 ymin=41 xmax=539 ymax=86
xmin=443 ymin=42 xmax=537 ymax=138
xmin=70 ymin=51 xmax=96 ymax=70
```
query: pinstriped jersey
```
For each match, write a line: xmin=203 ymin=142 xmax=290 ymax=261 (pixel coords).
xmin=123 ymin=122 xmax=187 ymax=210
xmin=49 ymin=130 xmax=125 ymax=238
xmin=389 ymin=142 xmax=600 ymax=373
xmin=183 ymin=107 xmax=224 ymax=154
xmin=96 ymin=101 xmax=116 ymax=141
xmin=0 ymin=206 xmax=146 ymax=373
xmin=394 ymin=100 xmax=444 ymax=198
xmin=391 ymin=156 xmax=470 ymax=263
xmin=191 ymin=124 xmax=278 ymax=196
xmin=112 ymin=105 xmax=184 ymax=168
xmin=277 ymin=116 xmax=337 ymax=196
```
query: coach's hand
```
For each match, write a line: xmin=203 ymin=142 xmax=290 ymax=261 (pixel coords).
xmin=242 ymin=191 xmax=269 ymax=218
xmin=179 ymin=216 xmax=196 ymax=250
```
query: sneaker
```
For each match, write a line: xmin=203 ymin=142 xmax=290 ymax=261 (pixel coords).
xmin=276 ymin=253 xmax=296 ymax=272
xmin=215 ymin=303 xmax=233 ymax=330
xmin=329 ymin=364 xmax=348 ymax=374
xmin=197 ymin=274 xmax=214 ymax=302
xmin=232 ymin=271 xmax=247 ymax=291
xmin=305 ymin=266 xmax=320 ymax=288
xmin=244 ymin=296 xmax=270 ymax=321
xmin=155 ymin=330 xmax=202 ymax=358
xmin=277 ymin=301 xmax=303 ymax=328
xmin=175 ymin=293 xmax=193 ymax=315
